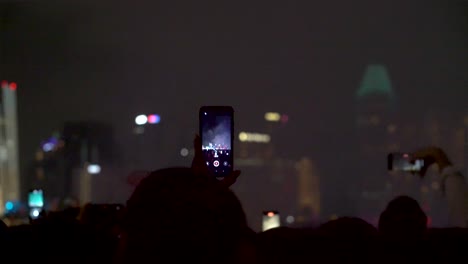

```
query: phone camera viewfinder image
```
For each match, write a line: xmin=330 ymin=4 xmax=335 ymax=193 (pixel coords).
xmin=200 ymin=106 xmax=234 ymax=178
xmin=388 ymin=153 xmax=424 ymax=172
xmin=262 ymin=211 xmax=280 ymax=232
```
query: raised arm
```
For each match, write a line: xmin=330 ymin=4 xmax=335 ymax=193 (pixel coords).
xmin=413 ymin=147 xmax=468 ymax=227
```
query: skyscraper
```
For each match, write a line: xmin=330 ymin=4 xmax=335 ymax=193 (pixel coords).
xmin=464 ymin=112 xmax=468 ymax=178
xmin=296 ymin=157 xmax=320 ymax=225
xmin=32 ymin=122 xmax=114 ymax=206
xmin=354 ymin=64 xmax=396 ymax=217
xmin=0 ymin=81 xmax=20 ymax=215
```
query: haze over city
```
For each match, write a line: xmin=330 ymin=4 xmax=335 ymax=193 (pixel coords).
xmin=0 ymin=0 xmax=467 ymax=229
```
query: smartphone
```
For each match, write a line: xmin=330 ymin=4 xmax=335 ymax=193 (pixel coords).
xmin=199 ymin=106 xmax=234 ymax=178
xmin=388 ymin=153 xmax=424 ymax=172
xmin=28 ymin=189 xmax=44 ymax=208
xmin=28 ymin=189 xmax=44 ymax=220
xmin=262 ymin=211 xmax=280 ymax=231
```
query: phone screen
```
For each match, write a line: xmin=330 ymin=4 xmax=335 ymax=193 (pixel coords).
xmin=262 ymin=211 xmax=280 ymax=231
xmin=28 ymin=189 xmax=44 ymax=208
xmin=388 ymin=153 xmax=424 ymax=172
xmin=199 ymin=106 xmax=234 ymax=178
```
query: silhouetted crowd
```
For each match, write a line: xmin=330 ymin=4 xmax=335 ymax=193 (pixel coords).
xmin=1 ymin=166 xmax=468 ymax=264
xmin=1 ymin=144 xmax=467 ymax=263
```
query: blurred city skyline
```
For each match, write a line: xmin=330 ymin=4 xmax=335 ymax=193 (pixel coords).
xmin=0 ymin=0 xmax=467 ymax=228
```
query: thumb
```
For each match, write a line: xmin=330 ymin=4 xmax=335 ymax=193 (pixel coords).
xmin=417 ymin=165 xmax=429 ymax=179
xmin=220 ymin=170 xmax=241 ymax=188
xmin=191 ymin=134 xmax=204 ymax=167
xmin=193 ymin=134 xmax=202 ymax=155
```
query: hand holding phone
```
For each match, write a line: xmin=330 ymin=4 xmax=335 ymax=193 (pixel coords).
xmin=411 ymin=147 xmax=453 ymax=178
xmin=194 ymin=106 xmax=240 ymax=186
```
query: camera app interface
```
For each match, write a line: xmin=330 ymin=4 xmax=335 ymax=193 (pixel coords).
xmin=201 ymin=111 xmax=232 ymax=177
xmin=393 ymin=154 xmax=424 ymax=172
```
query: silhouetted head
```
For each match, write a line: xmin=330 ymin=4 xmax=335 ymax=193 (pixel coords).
xmin=379 ymin=196 xmax=427 ymax=238
xmin=122 ymin=167 xmax=249 ymax=264
xmin=0 ymin=219 xmax=7 ymax=235
xmin=317 ymin=217 xmax=378 ymax=263
xmin=319 ymin=217 xmax=378 ymax=238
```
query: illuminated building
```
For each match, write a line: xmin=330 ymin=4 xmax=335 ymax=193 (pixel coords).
xmin=238 ymin=132 xmax=271 ymax=143
xmin=232 ymin=112 xmax=305 ymax=230
xmin=0 ymin=81 xmax=20 ymax=216
xmin=354 ymin=64 xmax=397 ymax=217
xmin=295 ymin=157 xmax=320 ymax=225
xmin=465 ymin=112 xmax=468 ymax=177
xmin=352 ymin=64 xmax=467 ymax=226
xmin=32 ymin=122 xmax=114 ymax=207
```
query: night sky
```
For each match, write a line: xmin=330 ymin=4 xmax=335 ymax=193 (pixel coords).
xmin=1 ymin=0 xmax=467 ymax=216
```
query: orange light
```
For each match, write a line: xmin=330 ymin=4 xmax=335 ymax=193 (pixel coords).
xmin=267 ymin=212 xmax=275 ymax=217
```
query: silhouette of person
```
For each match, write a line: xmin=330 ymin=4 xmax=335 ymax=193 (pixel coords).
xmin=0 ymin=219 xmax=7 ymax=239
xmin=378 ymin=195 xmax=427 ymax=239
xmin=121 ymin=167 xmax=252 ymax=264
xmin=318 ymin=217 xmax=379 ymax=264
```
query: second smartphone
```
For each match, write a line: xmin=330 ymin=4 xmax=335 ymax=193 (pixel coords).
xmin=388 ymin=153 xmax=424 ymax=172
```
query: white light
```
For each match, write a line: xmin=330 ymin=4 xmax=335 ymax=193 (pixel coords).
xmin=286 ymin=215 xmax=295 ymax=224
xmin=31 ymin=208 xmax=40 ymax=218
xmin=42 ymin=143 xmax=54 ymax=152
xmin=265 ymin=112 xmax=281 ymax=122
xmin=238 ymin=132 xmax=271 ymax=143
xmin=135 ymin=115 xmax=148 ymax=125
xmin=87 ymin=164 xmax=101 ymax=174
xmin=180 ymin=148 xmax=189 ymax=157
xmin=262 ymin=214 xmax=280 ymax=231
xmin=239 ymin=132 xmax=248 ymax=141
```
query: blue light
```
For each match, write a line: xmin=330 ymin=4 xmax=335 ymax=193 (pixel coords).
xmin=147 ymin=114 xmax=161 ymax=124
xmin=5 ymin=201 xmax=13 ymax=211
xmin=42 ymin=142 xmax=54 ymax=152
xmin=41 ymin=137 xmax=59 ymax=152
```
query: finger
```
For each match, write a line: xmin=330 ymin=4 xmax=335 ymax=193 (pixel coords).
xmin=192 ymin=134 xmax=211 ymax=177
xmin=192 ymin=159 xmax=209 ymax=176
xmin=194 ymin=134 xmax=202 ymax=155
xmin=220 ymin=170 xmax=241 ymax=188
xmin=192 ymin=135 xmax=203 ymax=165
xmin=230 ymin=170 xmax=241 ymax=180
xmin=412 ymin=147 xmax=440 ymax=160
xmin=412 ymin=150 xmax=429 ymax=160
xmin=418 ymin=166 xmax=429 ymax=178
